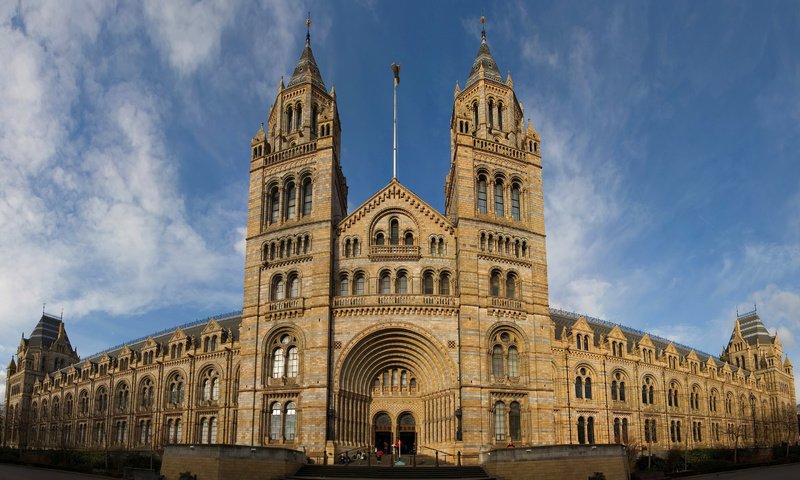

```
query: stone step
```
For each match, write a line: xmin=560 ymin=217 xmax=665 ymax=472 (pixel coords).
xmin=285 ymin=465 xmax=494 ymax=480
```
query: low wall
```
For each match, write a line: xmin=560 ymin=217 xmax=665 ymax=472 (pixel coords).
xmin=480 ymin=444 xmax=629 ymax=480
xmin=160 ymin=445 xmax=304 ymax=480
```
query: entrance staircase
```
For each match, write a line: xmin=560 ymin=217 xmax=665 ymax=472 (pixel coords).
xmin=285 ymin=465 xmax=495 ymax=480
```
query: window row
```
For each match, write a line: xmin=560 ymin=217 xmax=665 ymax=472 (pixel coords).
xmin=374 ymin=368 xmax=418 ymax=391
xmin=476 ymin=173 xmax=522 ymax=220
xmin=267 ymin=334 xmax=300 ymax=380
xmin=493 ymin=400 xmax=522 ymax=441
xmin=269 ymin=272 xmax=301 ymax=301
xmin=263 ymin=234 xmax=312 ymax=261
xmin=429 ymin=237 xmax=446 ymax=256
xmin=374 ymin=218 xmax=415 ymax=246
xmin=268 ymin=401 xmax=298 ymax=442
xmin=342 ymin=237 xmax=361 ymax=257
xmin=489 ymin=270 xmax=520 ymax=299
xmin=264 ymin=177 xmax=313 ymax=225
xmin=337 ymin=270 xmax=455 ymax=296
xmin=480 ymin=232 xmax=529 ymax=258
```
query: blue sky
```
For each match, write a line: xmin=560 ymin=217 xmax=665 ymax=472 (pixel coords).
xmin=1 ymin=1 xmax=798 ymax=400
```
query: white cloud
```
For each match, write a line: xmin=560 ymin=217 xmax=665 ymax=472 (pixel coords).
xmin=142 ymin=0 xmax=236 ymax=76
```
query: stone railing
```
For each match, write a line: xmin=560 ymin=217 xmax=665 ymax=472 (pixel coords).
xmin=490 ymin=297 xmax=523 ymax=310
xmin=473 ymin=138 xmax=526 ymax=161
xmin=368 ymin=244 xmax=421 ymax=261
xmin=267 ymin=298 xmax=304 ymax=313
xmin=333 ymin=295 xmax=458 ymax=308
xmin=264 ymin=141 xmax=317 ymax=167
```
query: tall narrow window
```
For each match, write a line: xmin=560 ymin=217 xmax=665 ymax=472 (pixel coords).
xmin=272 ymin=349 xmax=285 ymax=378
xmin=511 ymin=184 xmax=521 ymax=220
xmin=286 ymin=107 xmax=293 ymax=132
xmin=302 ymin=178 xmax=312 ymax=216
xmin=430 ymin=238 xmax=437 ymax=255
xmin=379 ymin=271 xmax=391 ymax=294
xmin=585 ymin=377 xmax=592 ymax=399
xmin=404 ymin=232 xmax=413 ymax=245
xmin=285 ymin=181 xmax=296 ymax=219
xmin=423 ymin=272 xmax=434 ymax=294
xmin=287 ymin=347 xmax=298 ymax=377
xmin=295 ymin=104 xmax=302 ymax=131
xmin=339 ymin=276 xmax=349 ymax=296
xmin=269 ymin=402 xmax=282 ymax=441
xmin=494 ymin=401 xmax=506 ymax=440
xmin=577 ymin=416 xmax=586 ymax=444
xmin=477 ymin=176 xmax=488 ymax=213
xmin=492 ymin=345 xmax=504 ymax=377
xmin=575 ymin=377 xmax=583 ymax=398
xmin=490 ymin=271 xmax=501 ymax=296
xmin=473 ymin=103 xmax=478 ymax=130
xmin=587 ymin=417 xmax=595 ymax=444
xmin=494 ymin=179 xmax=504 ymax=216
xmin=439 ymin=272 xmax=451 ymax=295
xmin=354 ymin=273 xmax=365 ymax=295
xmin=497 ymin=102 xmax=503 ymax=130
xmin=488 ymin=99 xmax=494 ymax=128
xmin=288 ymin=274 xmax=299 ymax=298
xmin=375 ymin=232 xmax=385 ymax=245
xmin=311 ymin=105 xmax=318 ymax=135
xmin=622 ymin=418 xmax=629 ymax=444
xmin=390 ymin=219 xmax=399 ymax=245
xmin=396 ymin=272 xmax=407 ymax=294
xmin=285 ymin=402 xmax=297 ymax=440
xmin=506 ymin=273 xmax=516 ymax=298
xmin=271 ymin=275 xmax=285 ymax=301
xmin=509 ymin=402 xmax=521 ymax=441
xmin=269 ymin=187 xmax=280 ymax=224
xmin=209 ymin=417 xmax=217 ymax=444
xmin=507 ymin=346 xmax=519 ymax=377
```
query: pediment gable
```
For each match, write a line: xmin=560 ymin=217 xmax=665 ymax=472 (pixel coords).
xmin=686 ymin=350 xmax=699 ymax=362
xmin=168 ymin=327 xmax=187 ymax=343
xmin=338 ymin=180 xmax=454 ymax=236
xmin=143 ymin=337 xmax=157 ymax=349
xmin=571 ymin=316 xmax=593 ymax=334
xmin=639 ymin=334 xmax=654 ymax=348
xmin=201 ymin=319 xmax=223 ymax=335
xmin=664 ymin=342 xmax=678 ymax=355
xmin=606 ymin=325 xmax=626 ymax=340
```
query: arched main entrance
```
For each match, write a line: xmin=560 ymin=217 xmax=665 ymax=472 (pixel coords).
xmin=373 ymin=412 xmax=392 ymax=453
xmin=397 ymin=412 xmax=416 ymax=454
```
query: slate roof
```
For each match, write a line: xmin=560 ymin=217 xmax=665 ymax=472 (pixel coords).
xmin=736 ymin=311 xmax=773 ymax=346
xmin=550 ymin=308 xmax=746 ymax=374
xmin=287 ymin=35 xmax=326 ymax=90
xmin=80 ymin=311 xmax=242 ymax=365
xmin=27 ymin=313 xmax=64 ymax=348
xmin=465 ymin=31 xmax=503 ymax=88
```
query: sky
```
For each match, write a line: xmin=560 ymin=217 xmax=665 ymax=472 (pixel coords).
xmin=1 ymin=1 xmax=798 ymax=401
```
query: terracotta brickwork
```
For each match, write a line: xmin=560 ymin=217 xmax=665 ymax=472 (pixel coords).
xmin=4 ymin=26 xmax=797 ymax=462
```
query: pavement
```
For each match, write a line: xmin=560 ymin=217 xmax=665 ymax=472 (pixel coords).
xmin=683 ymin=462 xmax=800 ymax=479
xmin=0 ymin=464 xmax=118 ymax=480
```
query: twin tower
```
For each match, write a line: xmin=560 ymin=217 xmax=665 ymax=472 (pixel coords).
xmin=240 ymin=22 xmax=548 ymax=453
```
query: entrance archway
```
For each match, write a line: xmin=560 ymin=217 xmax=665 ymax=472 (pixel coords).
xmin=373 ymin=412 xmax=392 ymax=453
xmin=397 ymin=412 xmax=416 ymax=454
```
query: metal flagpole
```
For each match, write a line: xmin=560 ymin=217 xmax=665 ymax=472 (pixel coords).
xmin=392 ymin=63 xmax=400 ymax=179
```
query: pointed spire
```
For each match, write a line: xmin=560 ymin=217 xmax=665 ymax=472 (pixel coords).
xmin=454 ymin=80 xmax=461 ymax=98
xmin=287 ymin=16 xmax=326 ymax=90
xmin=466 ymin=16 xmax=503 ymax=87
xmin=278 ymin=76 xmax=284 ymax=91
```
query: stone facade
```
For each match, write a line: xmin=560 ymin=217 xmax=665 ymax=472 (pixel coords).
xmin=3 ymin=25 xmax=797 ymax=460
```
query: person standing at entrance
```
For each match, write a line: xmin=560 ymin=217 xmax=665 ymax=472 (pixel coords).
xmin=376 ymin=448 xmax=383 ymax=463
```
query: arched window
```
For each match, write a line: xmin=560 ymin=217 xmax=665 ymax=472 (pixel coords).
xmin=611 ymin=380 xmax=618 ymax=401
xmin=284 ymin=181 xmax=296 ymax=220
xmin=352 ymin=238 xmax=358 ymax=256
xmin=199 ymin=369 xmax=219 ymax=402
xmin=302 ymin=177 xmax=312 ymax=216
xmin=492 ymin=345 xmax=504 ymax=378
xmin=494 ymin=401 xmax=506 ymax=440
xmin=614 ymin=418 xmax=621 ymax=443
xmin=439 ymin=272 xmax=451 ymax=295
xmin=287 ymin=273 xmax=300 ymax=298
xmin=490 ymin=271 xmax=501 ymax=296
xmin=477 ymin=175 xmax=488 ymax=213
xmin=295 ymin=104 xmax=302 ymax=131
xmin=379 ymin=271 xmax=391 ymax=294
xmin=494 ymin=178 xmax=504 ymax=216
xmin=287 ymin=347 xmax=299 ymax=377
xmin=576 ymin=334 xmax=582 ymax=350
xmin=269 ymin=186 xmax=280 ymax=224
xmin=269 ymin=402 xmax=282 ymax=441
xmin=509 ymin=401 xmax=521 ymax=441
xmin=508 ymin=346 xmax=519 ymax=377
xmin=311 ymin=105 xmax=318 ymax=136
xmin=390 ymin=219 xmax=399 ymax=245
xmin=497 ymin=102 xmax=504 ymax=130
xmin=438 ymin=238 xmax=444 ymax=255
xmin=430 ymin=238 xmax=437 ymax=255
xmin=139 ymin=378 xmax=154 ymax=409
xmin=423 ymin=271 xmax=434 ymax=295
xmin=488 ymin=99 xmax=494 ymax=127
xmin=587 ymin=416 xmax=595 ymax=444
xmin=115 ymin=383 xmax=129 ymax=412
xmin=375 ymin=232 xmax=385 ymax=245
xmin=577 ymin=416 xmax=586 ymax=444
xmin=473 ymin=102 xmax=479 ymax=130
xmin=339 ymin=276 xmax=349 ymax=296
xmin=272 ymin=348 xmax=285 ymax=378
xmin=286 ymin=107 xmax=293 ymax=132
xmin=354 ymin=273 xmax=365 ymax=295
xmin=167 ymin=373 xmax=184 ymax=405
xmin=506 ymin=273 xmax=517 ymax=298
xmin=285 ymin=402 xmax=297 ymax=440
xmin=396 ymin=272 xmax=407 ymax=294
xmin=271 ymin=275 xmax=285 ymax=301
xmin=511 ymin=184 xmax=521 ymax=220
xmin=585 ymin=377 xmax=592 ymax=399
xmin=583 ymin=335 xmax=589 ymax=350
xmin=404 ymin=232 xmax=413 ymax=245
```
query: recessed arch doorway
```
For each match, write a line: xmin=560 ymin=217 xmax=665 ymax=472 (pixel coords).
xmin=373 ymin=412 xmax=392 ymax=453
xmin=397 ymin=412 xmax=416 ymax=454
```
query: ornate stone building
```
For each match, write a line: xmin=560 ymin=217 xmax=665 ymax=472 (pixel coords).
xmin=4 ymin=25 xmax=797 ymax=458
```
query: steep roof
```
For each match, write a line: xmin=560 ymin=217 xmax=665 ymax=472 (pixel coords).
xmin=27 ymin=313 xmax=63 ymax=348
xmin=465 ymin=28 xmax=503 ymax=88
xmin=735 ymin=310 xmax=773 ymax=346
xmin=287 ymin=33 xmax=326 ymax=90
xmin=550 ymin=308 xmax=742 ymax=373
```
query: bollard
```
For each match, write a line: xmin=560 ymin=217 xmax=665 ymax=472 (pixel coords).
xmin=435 ymin=450 xmax=439 ymax=467
xmin=457 ymin=450 xmax=461 ymax=466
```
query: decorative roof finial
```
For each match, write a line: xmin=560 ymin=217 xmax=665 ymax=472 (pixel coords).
xmin=306 ymin=12 xmax=312 ymax=46
xmin=481 ymin=15 xmax=486 ymax=42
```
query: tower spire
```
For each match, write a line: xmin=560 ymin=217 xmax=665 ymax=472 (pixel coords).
xmin=481 ymin=15 xmax=486 ymax=43
xmin=306 ymin=12 xmax=311 ymax=46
